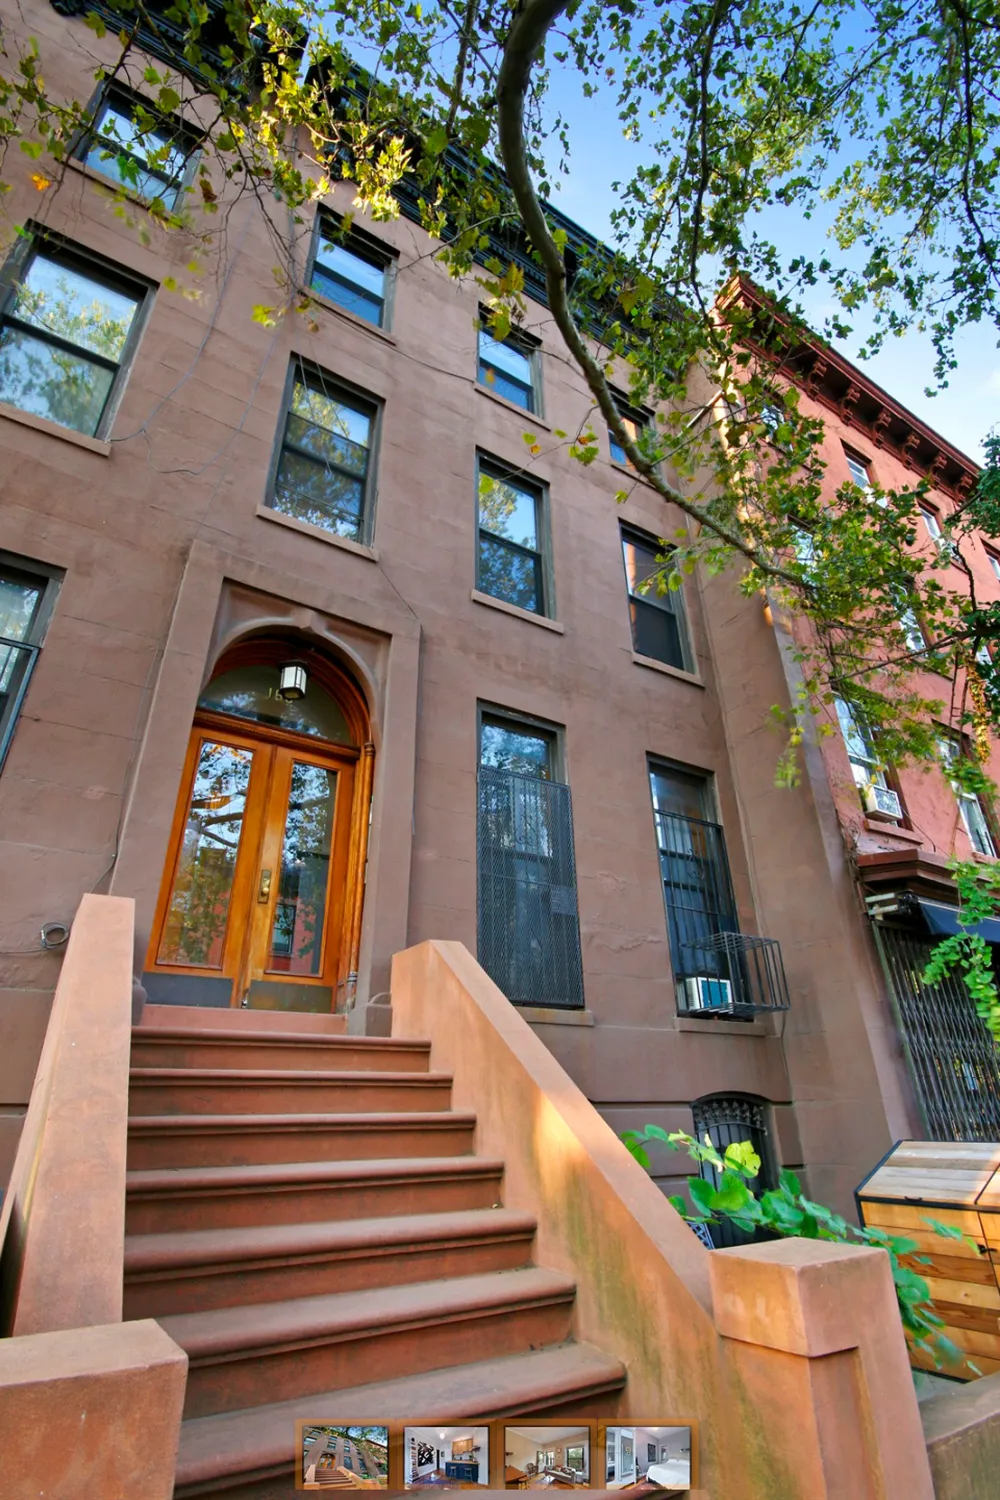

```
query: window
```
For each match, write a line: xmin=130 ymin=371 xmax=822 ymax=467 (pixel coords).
xmin=269 ymin=359 xmax=378 ymax=543
xmin=790 ymin=524 xmax=816 ymax=571
xmin=649 ymin=761 xmax=738 ymax=990
xmin=476 ymin=458 xmax=551 ymax=616
xmin=309 ymin=216 xmax=393 ymax=327
xmin=845 ymin=451 xmax=873 ymax=491
xmin=0 ymin=556 xmax=60 ymax=772
xmin=986 ymin=549 xmax=1000 ymax=584
xmin=609 ymin=394 xmax=649 ymax=467
xmin=939 ymin=737 xmax=996 ymax=857
xmin=891 ymin=584 xmax=926 ymax=655
xmin=835 ymin=697 xmax=893 ymax=793
xmin=621 ymin=526 xmax=691 ymax=670
xmin=921 ymin=505 xmax=955 ymax=559
xmin=691 ymin=1095 xmax=776 ymax=1248
xmin=77 ymin=86 xmax=196 ymax=207
xmin=0 ymin=238 xmax=147 ymax=436
xmin=477 ymin=709 xmax=584 ymax=1008
xmin=477 ymin=316 xmax=539 ymax=412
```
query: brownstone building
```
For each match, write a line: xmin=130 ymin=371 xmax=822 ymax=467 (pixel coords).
xmin=1 ymin=0 xmax=998 ymax=1238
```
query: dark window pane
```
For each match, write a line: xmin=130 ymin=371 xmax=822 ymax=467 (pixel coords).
xmin=272 ymin=449 xmax=365 ymax=538
xmin=630 ymin=598 xmax=685 ymax=668
xmin=623 ymin=531 xmax=667 ymax=596
xmin=478 ymin=534 xmax=542 ymax=612
xmin=650 ymin=765 xmax=709 ymax=820
xmin=0 ymin=326 xmax=114 ymax=434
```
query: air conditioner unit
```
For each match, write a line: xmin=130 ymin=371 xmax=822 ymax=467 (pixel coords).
xmin=863 ymin=783 xmax=903 ymax=820
xmin=681 ymin=976 xmax=733 ymax=1012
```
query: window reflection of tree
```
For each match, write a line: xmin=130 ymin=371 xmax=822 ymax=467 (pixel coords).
xmin=158 ymin=742 xmax=253 ymax=967
xmin=268 ymin=763 xmax=336 ymax=974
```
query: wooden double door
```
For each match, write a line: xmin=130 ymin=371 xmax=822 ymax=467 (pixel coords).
xmin=147 ymin=713 xmax=362 ymax=1010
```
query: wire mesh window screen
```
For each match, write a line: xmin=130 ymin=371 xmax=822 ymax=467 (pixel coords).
xmin=654 ymin=809 xmax=739 ymax=981
xmin=692 ymin=1095 xmax=775 ymax=1248
xmin=477 ymin=763 xmax=584 ymax=1008
xmin=874 ymin=924 xmax=1000 ymax=1141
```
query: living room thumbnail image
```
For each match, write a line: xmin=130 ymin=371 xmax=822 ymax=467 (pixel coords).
xmin=602 ymin=1426 xmax=692 ymax=1492
xmin=503 ymin=1425 xmax=593 ymax=1488
xmin=403 ymin=1426 xmax=491 ymax=1488
xmin=299 ymin=1424 xmax=389 ymax=1488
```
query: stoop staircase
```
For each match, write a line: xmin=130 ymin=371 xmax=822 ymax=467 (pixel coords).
xmin=125 ymin=1006 xmax=626 ymax=1497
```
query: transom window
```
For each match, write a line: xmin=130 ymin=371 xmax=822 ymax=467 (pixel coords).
xmin=0 ymin=239 xmax=146 ymax=436
xmin=78 ymin=86 xmax=195 ymax=207
xmin=622 ymin=526 xmax=691 ymax=670
xmin=477 ymin=317 xmax=539 ymax=412
xmin=310 ymin=218 xmax=392 ymax=327
xmin=939 ymin=736 xmax=996 ymax=857
xmin=476 ymin=458 xmax=550 ymax=616
xmin=0 ymin=556 xmax=60 ymax=772
xmin=270 ymin=360 xmax=378 ymax=544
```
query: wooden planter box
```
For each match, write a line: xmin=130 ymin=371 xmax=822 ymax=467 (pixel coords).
xmin=856 ymin=1140 xmax=1000 ymax=1380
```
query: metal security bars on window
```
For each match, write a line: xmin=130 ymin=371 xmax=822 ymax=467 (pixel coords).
xmin=872 ymin=924 xmax=1000 ymax=1141
xmin=692 ymin=1096 xmax=775 ymax=1247
xmin=477 ymin=764 xmax=584 ymax=1008
xmin=271 ymin=359 xmax=375 ymax=543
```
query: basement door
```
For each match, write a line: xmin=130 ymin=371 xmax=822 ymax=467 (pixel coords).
xmin=147 ymin=715 xmax=357 ymax=1010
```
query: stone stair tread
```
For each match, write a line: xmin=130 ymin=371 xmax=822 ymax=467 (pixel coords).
xmin=124 ymin=1207 xmax=537 ymax=1273
xmin=127 ymin=1110 xmax=475 ymax=1132
xmin=159 ymin=1266 xmax=575 ymax=1358
xmin=128 ymin=1066 xmax=452 ymax=1083
xmin=125 ymin=1155 xmax=505 ymax=1196
xmin=174 ymin=1342 xmax=627 ymax=1491
xmin=133 ymin=1026 xmax=431 ymax=1049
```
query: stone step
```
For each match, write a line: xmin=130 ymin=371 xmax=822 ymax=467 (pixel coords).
xmin=126 ymin=1111 xmax=477 ymax=1171
xmin=137 ymin=1003 xmax=347 ymax=1034
xmin=173 ymin=1342 xmax=628 ymax=1497
xmin=123 ymin=1207 xmax=537 ymax=1317
xmin=128 ymin=1067 xmax=452 ymax=1116
xmin=162 ymin=1267 xmax=576 ymax=1418
xmin=130 ymin=1026 xmax=431 ymax=1074
xmin=125 ymin=1156 xmax=505 ymax=1234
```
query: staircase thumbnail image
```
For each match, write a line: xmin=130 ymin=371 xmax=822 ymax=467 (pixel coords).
xmin=302 ymin=1425 xmax=388 ymax=1488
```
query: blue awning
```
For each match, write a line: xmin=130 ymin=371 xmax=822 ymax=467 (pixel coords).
xmin=915 ymin=898 xmax=1000 ymax=945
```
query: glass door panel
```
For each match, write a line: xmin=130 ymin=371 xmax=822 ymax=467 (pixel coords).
xmin=156 ymin=738 xmax=256 ymax=967
xmin=267 ymin=760 xmax=338 ymax=974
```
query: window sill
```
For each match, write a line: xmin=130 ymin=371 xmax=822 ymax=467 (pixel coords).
xmin=0 ymin=401 xmax=111 ymax=456
xmin=474 ymin=381 xmax=551 ymax=431
xmin=862 ymin=817 xmax=924 ymax=844
xmin=675 ymin=1014 xmax=773 ymax=1036
xmin=298 ymin=286 xmax=397 ymax=345
xmin=631 ymin=651 xmax=702 ymax=686
xmin=517 ymin=1006 xmax=595 ymax=1026
xmin=471 ymin=589 xmax=564 ymax=633
xmin=256 ymin=504 xmax=379 ymax=561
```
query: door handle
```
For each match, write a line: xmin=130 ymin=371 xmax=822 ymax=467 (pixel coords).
xmin=257 ymin=868 xmax=272 ymax=902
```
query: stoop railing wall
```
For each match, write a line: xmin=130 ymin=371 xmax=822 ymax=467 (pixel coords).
xmin=0 ymin=893 xmax=186 ymax=1500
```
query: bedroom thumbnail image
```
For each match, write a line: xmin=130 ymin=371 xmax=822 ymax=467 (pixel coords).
xmin=604 ymin=1426 xmax=691 ymax=1492
xmin=404 ymin=1426 xmax=491 ymax=1488
xmin=503 ymin=1426 xmax=592 ymax=1488
xmin=301 ymin=1424 xmax=389 ymax=1488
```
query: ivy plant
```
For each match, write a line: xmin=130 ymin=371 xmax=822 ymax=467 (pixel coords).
xmin=622 ymin=1124 xmax=975 ymax=1375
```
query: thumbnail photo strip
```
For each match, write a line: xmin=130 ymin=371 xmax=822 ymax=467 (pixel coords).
xmin=296 ymin=1418 xmax=696 ymax=1491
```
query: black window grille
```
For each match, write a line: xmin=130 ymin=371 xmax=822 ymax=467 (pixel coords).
xmin=0 ymin=558 xmax=60 ymax=772
xmin=655 ymin=807 xmax=739 ymax=983
xmin=477 ymin=763 xmax=584 ymax=1008
xmin=872 ymin=923 xmax=1000 ymax=1141
xmin=692 ymin=1095 xmax=776 ymax=1248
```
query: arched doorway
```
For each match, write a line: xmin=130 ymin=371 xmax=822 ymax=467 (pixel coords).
xmin=145 ymin=637 xmax=374 ymax=1011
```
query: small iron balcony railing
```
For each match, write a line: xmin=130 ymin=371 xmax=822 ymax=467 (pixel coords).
xmin=654 ymin=809 xmax=790 ymax=1016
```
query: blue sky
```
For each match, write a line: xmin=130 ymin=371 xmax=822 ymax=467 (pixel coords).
xmin=540 ymin=64 xmax=999 ymax=465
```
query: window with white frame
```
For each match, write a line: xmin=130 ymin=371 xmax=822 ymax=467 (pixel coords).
xmin=892 ymin=583 xmax=926 ymax=654
xmin=844 ymin=451 xmax=873 ymax=490
xmin=0 ymin=237 xmax=148 ymax=437
xmin=835 ymin=698 xmax=901 ymax=818
xmin=921 ymin=505 xmax=955 ymax=559
xmin=986 ymin=549 xmax=1000 ymax=584
xmin=939 ymin=736 xmax=996 ymax=856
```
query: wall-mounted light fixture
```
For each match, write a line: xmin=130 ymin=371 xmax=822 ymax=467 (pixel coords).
xmin=277 ymin=661 xmax=308 ymax=701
